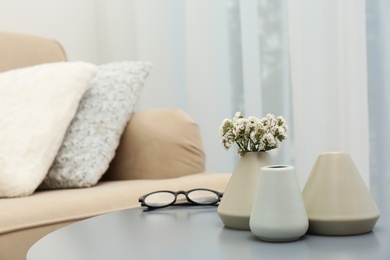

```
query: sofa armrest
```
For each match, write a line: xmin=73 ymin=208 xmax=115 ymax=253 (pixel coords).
xmin=104 ymin=108 xmax=205 ymax=180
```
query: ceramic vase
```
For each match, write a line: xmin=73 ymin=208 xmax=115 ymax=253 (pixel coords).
xmin=217 ymin=151 xmax=273 ymax=230
xmin=302 ymin=152 xmax=380 ymax=235
xmin=249 ymin=165 xmax=308 ymax=242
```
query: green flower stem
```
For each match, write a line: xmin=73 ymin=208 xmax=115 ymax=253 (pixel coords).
xmin=236 ymin=142 xmax=245 ymax=151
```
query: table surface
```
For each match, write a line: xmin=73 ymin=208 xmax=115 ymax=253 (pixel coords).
xmin=28 ymin=202 xmax=390 ymax=260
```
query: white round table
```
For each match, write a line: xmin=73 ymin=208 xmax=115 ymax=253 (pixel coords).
xmin=27 ymin=205 xmax=390 ymax=260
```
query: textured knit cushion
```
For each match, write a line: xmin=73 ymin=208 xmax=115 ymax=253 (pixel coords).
xmin=104 ymin=108 xmax=206 ymax=180
xmin=40 ymin=61 xmax=152 ymax=189
xmin=0 ymin=62 xmax=97 ymax=197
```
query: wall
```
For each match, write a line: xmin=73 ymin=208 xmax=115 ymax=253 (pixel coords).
xmin=0 ymin=0 xmax=138 ymax=65
xmin=0 ymin=0 xmax=100 ymax=63
xmin=95 ymin=0 xmax=137 ymax=64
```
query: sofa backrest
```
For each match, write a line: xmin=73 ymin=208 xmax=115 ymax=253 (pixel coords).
xmin=0 ymin=31 xmax=67 ymax=72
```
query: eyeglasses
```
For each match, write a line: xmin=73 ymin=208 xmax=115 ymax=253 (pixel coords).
xmin=139 ymin=189 xmax=223 ymax=212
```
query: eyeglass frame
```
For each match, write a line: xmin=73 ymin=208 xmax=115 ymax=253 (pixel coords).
xmin=138 ymin=188 xmax=223 ymax=212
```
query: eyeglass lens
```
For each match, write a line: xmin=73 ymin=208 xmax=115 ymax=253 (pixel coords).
xmin=187 ymin=190 xmax=220 ymax=204
xmin=144 ymin=192 xmax=176 ymax=207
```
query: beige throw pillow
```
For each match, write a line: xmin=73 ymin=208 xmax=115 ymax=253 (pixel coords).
xmin=0 ymin=62 xmax=96 ymax=197
xmin=104 ymin=108 xmax=206 ymax=180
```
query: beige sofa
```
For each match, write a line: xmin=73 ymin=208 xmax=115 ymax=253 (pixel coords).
xmin=0 ymin=32 xmax=231 ymax=260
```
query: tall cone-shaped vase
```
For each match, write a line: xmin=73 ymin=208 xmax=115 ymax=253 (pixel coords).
xmin=217 ymin=151 xmax=273 ymax=230
xmin=302 ymin=152 xmax=380 ymax=235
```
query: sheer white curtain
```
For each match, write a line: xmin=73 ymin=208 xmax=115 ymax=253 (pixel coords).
xmin=366 ymin=0 xmax=390 ymax=202
xmin=229 ymin=0 xmax=370 ymax=187
xmin=131 ymin=0 xmax=236 ymax=172
xmin=238 ymin=0 xmax=293 ymax=168
xmin=103 ymin=0 xmax=386 ymax=189
xmin=287 ymin=0 xmax=370 ymax=187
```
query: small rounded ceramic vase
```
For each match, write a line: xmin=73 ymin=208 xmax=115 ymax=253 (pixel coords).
xmin=302 ymin=152 xmax=380 ymax=235
xmin=250 ymin=165 xmax=308 ymax=242
xmin=217 ymin=152 xmax=273 ymax=230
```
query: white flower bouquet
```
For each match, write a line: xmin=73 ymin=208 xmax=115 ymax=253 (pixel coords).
xmin=219 ymin=112 xmax=288 ymax=156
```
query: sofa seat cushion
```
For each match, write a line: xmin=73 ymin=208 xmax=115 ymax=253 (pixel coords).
xmin=0 ymin=173 xmax=230 ymax=234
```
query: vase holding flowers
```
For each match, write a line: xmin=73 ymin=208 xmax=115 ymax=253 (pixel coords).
xmin=217 ymin=112 xmax=288 ymax=230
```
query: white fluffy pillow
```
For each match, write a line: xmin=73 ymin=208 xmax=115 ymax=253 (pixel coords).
xmin=40 ymin=61 xmax=152 ymax=189
xmin=0 ymin=62 xmax=97 ymax=197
